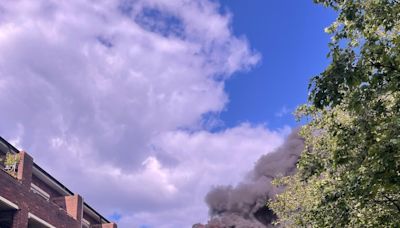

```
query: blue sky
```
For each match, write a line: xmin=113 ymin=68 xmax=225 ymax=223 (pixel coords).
xmin=0 ymin=1 xmax=337 ymax=227
xmin=220 ymin=1 xmax=336 ymax=129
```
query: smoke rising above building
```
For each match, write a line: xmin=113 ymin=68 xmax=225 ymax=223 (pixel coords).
xmin=195 ymin=129 xmax=304 ymax=227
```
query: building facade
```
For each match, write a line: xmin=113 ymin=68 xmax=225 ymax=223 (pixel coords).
xmin=0 ymin=137 xmax=117 ymax=228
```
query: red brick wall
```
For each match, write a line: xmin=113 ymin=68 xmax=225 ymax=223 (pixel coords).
xmin=0 ymin=151 xmax=117 ymax=228
xmin=92 ymin=223 xmax=118 ymax=228
xmin=32 ymin=174 xmax=64 ymax=199
xmin=53 ymin=196 xmax=67 ymax=210
xmin=17 ymin=152 xmax=33 ymax=188
xmin=83 ymin=211 xmax=102 ymax=225
xmin=0 ymin=169 xmax=80 ymax=228
xmin=65 ymin=195 xmax=83 ymax=221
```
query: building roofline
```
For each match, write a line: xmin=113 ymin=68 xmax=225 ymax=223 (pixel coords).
xmin=0 ymin=136 xmax=19 ymax=154
xmin=32 ymin=163 xmax=74 ymax=195
xmin=0 ymin=136 xmax=110 ymax=224
xmin=84 ymin=202 xmax=110 ymax=224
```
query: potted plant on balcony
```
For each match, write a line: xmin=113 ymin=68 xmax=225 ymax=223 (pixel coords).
xmin=4 ymin=153 xmax=20 ymax=177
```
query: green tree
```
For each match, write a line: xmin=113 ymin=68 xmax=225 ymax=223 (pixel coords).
xmin=269 ymin=0 xmax=400 ymax=227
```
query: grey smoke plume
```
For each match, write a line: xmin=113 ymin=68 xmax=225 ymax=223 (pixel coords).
xmin=196 ymin=129 xmax=304 ymax=227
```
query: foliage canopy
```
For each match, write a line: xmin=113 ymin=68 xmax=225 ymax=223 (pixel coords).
xmin=270 ymin=0 xmax=400 ymax=227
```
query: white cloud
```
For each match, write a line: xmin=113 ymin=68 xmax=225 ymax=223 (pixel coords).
xmin=0 ymin=0 xmax=281 ymax=227
xmin=44 ymin=124 xmax=285 ymax=227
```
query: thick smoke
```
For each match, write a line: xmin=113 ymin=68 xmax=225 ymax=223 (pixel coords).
xmin=195 ymin=129 xmax=304 ymax=227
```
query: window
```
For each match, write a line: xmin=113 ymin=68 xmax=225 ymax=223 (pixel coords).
xmin=0 ymin=196 xmax=19 ymax=228
xmin=28 ymin=213 xmax=56 ymax=228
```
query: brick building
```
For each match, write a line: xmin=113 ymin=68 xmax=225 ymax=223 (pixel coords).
xmin=0 ymin=136 xmax=117 ymax=228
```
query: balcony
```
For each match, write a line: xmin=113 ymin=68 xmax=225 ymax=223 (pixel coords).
xmin=0 ymin=137 xmax=19 ymax=178
xmin=0 ymin=137 xmax=117 ymax=228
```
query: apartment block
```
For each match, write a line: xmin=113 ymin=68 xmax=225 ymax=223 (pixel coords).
xmin=0 ymin=136 xmax=117 ymax=228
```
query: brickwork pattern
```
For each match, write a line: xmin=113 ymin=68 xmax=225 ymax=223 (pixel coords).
xmin=0 ymin=168 xmax=79 ymax=228
xmin=0 ymin=151 xmax=117 ymax=228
